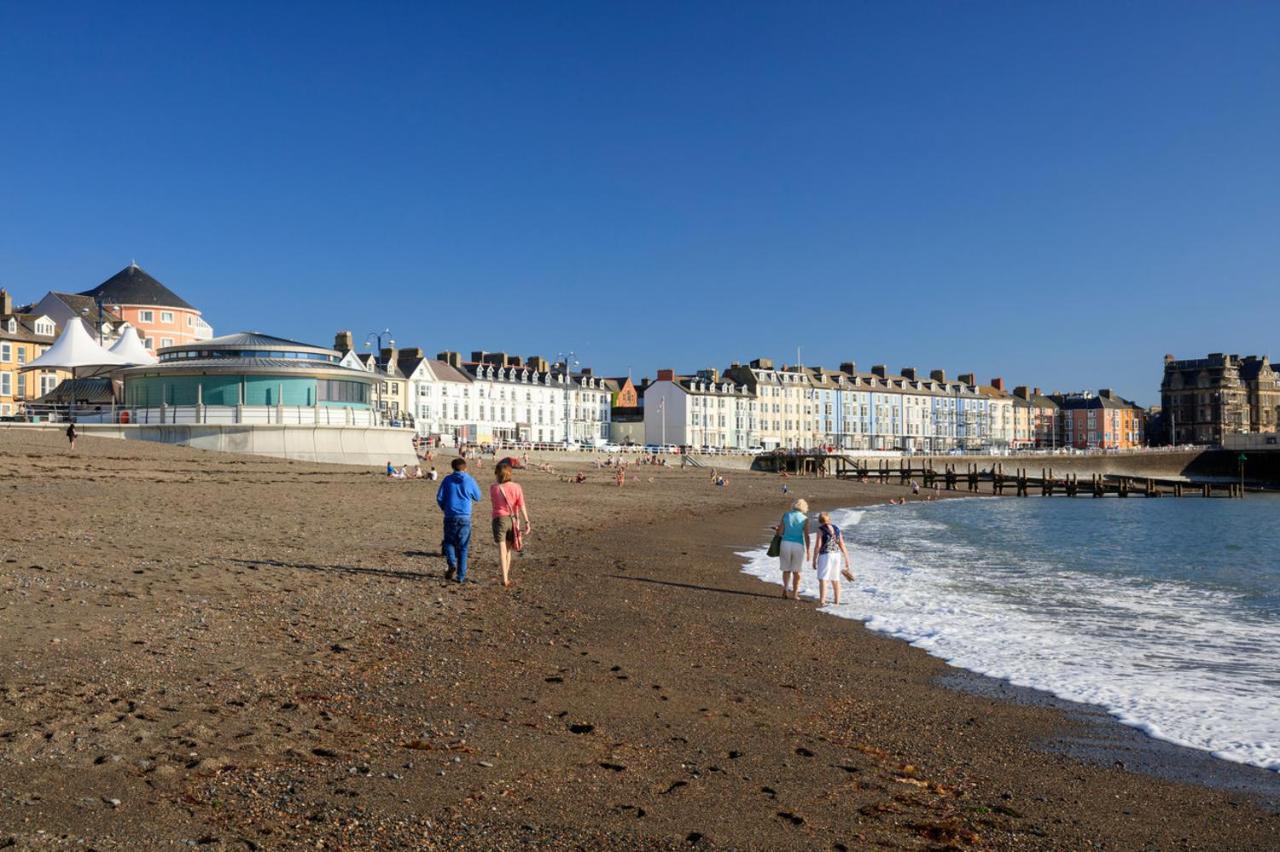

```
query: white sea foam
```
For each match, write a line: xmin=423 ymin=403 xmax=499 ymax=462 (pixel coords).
xmin=740 ymin=504 xmax=1280 ymax=772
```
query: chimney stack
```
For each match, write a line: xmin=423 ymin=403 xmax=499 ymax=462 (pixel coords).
xmin=0 ymin=289 xmax=11 ymax=316
xmin=871 ymin=364 xmax=887 ymax=378
xmin=839 ymin=361 xmax=856 ymax=374
xmin=930 ymin=369 xmax=947 ymax=383
xmin=959 ymin=372 xmax=976 ymax=386
xmin=1033 ymin=387 xmax=1042 ymax=396
xmin=525 ymin=355 xmax=549 ymax=372
xmin=1100 ymin=388 xmax=1114 ymax=400
xmin=1013 ymin=385 xmax=1030 ymax=400
xmin=380 ymin=346 xmax=398 ymax=370
xmin=471 ymin=350 xmax=487 ymax=363
xmin=333 ymin=330 xmax=354 ymax=353
xmin=750 ymin=357 xmax=773 ymax=370
xmin=437 ymin=351 xmax=463 ymax=368
xmin=657 ymin=369 xmax=675 ymax=381
xmin=991 ymin=377 xmax=1005 ymax=391
xmin=901 ymin=367 xmax=917 ymax=381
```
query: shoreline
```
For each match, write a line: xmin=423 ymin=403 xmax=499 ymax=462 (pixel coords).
xmin=2 ymin=429 xmax=1279 ymax=848
xmin=747 ymin=495 xmax=1280 ymax=800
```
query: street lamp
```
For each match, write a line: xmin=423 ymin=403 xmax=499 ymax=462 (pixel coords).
xmin=365 ymin=329 xmax=395 ymax=424
xmin=555 ymin=351 xmax=580 ymax=446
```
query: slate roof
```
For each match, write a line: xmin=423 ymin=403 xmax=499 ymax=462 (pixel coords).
xmin=0 ymin=312 xmax=57 ymax=344
xmin=47 ymin=293 xmax=123 ymax=325
xmin=79 ymin=263 xmax=196 ymax=311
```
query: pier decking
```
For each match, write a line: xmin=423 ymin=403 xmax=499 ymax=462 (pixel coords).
xmin=754 ymin=454 xmax=1247 ymax=498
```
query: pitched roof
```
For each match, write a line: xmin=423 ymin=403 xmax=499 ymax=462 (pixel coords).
xmin=79 ymin=263 xmax=196 ymax=311
xmin=47 ymin=293 xmax=123 ymax=325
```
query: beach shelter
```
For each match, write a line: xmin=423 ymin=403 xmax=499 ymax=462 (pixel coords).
xmin=107 ymin=325 xmax=159 ymax=365
xmin=22 ymin=318 xmax=133 ymax=373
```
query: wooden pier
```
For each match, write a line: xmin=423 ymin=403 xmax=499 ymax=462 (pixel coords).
xmin=755 ymin=454 xmax=1247 ymax=498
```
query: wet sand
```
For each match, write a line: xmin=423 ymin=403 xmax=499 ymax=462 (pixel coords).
xmin=1 ymin=428 xmax=1278 ymax=849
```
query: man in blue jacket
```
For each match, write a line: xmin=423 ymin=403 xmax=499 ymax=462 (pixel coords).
xmin=436 ymin=457 xmax=483 ymax=582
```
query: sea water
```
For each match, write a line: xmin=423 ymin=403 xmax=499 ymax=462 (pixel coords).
xmin=740 ymin=495 xmax=1280 ymax=771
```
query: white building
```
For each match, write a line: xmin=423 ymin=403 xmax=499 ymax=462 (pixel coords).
xmin=403 ymin=351 xmax=612 ymax=446
xmin=643 ymin=369 xmax=756 ymax=449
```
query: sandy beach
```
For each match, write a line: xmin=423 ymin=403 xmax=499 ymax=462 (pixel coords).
xmin=1 ymin=428 xmax=1278 ymax=849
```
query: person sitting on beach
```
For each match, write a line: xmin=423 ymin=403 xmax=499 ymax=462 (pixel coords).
xmin=774 ymin=499 xmax=810 ymax=600
xmin=428 ymin=466 xmax=439 ymax=481
xmin=437 ymin=458 xmax=483 ymax=583
xmin=413 ymin=465 xmax=425 ymax=479
xmin=574 ymin=472 xmax=587 ymax=484
xmin=813 ymin=512 xmax=853 ymax=605
xmin=386 ymin=460 xmax=396 ymax=476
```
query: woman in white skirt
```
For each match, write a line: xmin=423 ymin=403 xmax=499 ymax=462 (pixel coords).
xmin=774 ymin=499 xmax=811 ymax=600
xmin=812 ymin=512 xmax=852 ymax=605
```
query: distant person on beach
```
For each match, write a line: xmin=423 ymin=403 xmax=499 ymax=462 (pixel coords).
xmin=774 ymin=499 xmax=810 ymax=600
xmin=910 ymin=479 xmax=920 ymax=496
xmin=437 ymin=458 xmax=483 ymax=583
xmin=813 ymin=512 xmax=853 ymax=605
xmin=66 ymin=420 xmax=77 ymax=451
xmin=490 ymin=463 xmax=531 ymax=588
xmin=428 ymin=466 xmax=438 ymax=481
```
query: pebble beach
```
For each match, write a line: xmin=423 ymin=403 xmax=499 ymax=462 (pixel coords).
xmin=1 ymin=428 xmax=1277 ymax=849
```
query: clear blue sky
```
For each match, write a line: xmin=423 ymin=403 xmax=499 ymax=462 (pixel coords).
xmin=2 ymin=2 xmax=1277 ymax=405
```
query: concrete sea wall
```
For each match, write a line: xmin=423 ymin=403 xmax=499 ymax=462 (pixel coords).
xmin=8 ymin=423 xmax=417 ymax=467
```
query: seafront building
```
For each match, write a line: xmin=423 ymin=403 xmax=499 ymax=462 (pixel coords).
xmin=1052 ymin=390 xmax=1145 ymax=450
xmin=643 ymin=369 xmax=757 ymax=449
xmin=1160 ymin=353 xmax=1280 ymax=445
xmin=29 ymin=263 xmax=213 ymax=352
xmin=120 ymin=332 xmax=377 ymax=421
xmin=644 ymin=359 xmax=1008 ymax=453
xmin=334 ymin=335 xmax=615 ymax=446
xmin=0 ymin=289 xmax=65 ymax=416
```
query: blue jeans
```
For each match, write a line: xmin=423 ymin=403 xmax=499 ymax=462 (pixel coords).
xmin=442 ymin=516 xmax=472 ymax=581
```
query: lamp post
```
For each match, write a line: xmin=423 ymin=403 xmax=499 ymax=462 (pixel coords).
xmin=1238 ymin=452 xmax=1247 ymax=498
xmin=556 ymin=351 xmax=579 ymax=446
xmin=365 ymin=329 xmax=395 ymax=425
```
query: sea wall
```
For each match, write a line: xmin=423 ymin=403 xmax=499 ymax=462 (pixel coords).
xmin=11 ymin=423 xmax=417 ymax=467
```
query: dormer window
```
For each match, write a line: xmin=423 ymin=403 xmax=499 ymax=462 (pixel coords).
xmin=34 ymin=318 xmax=55 ymax=336
xmin=5 ymin=318 xmax=15 ymax=333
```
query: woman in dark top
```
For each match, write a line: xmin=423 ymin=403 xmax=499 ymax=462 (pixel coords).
xmin=812 ymin=511 xmax=852 ymax=605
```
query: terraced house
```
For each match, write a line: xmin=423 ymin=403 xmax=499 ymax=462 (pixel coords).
xmin=1056 ymin=390 xmax=1145 ymax=449
xmin=0 ymin=289 xmax=65 ymax=416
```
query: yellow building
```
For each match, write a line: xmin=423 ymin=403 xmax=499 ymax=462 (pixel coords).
xmin=0 ymin=290 xmax=68 ymax=417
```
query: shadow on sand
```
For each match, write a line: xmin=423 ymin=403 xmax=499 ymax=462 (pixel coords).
xmin=608 ymin=574 xmax=778 ymax=600
xmin=232 ymin=558 xmax=433 ymax=581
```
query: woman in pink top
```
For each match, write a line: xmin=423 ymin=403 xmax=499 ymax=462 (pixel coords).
xmin=490 ymin=463 xmax=531 ymax=588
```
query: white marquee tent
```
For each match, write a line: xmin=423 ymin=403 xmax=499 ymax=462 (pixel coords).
xmin=22 ymin=318 xmax=134 ymax=372
xmin=107 ymin=325 xmax=158 ymax=365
